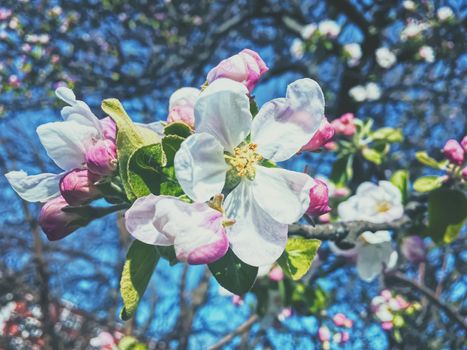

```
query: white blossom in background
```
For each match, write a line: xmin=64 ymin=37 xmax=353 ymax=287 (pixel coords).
xmin=318 ymin=20 xmax=341 ymax=38
xmin=400 ymin=21 xmax=429 ymax=41
xmin=402 ymin=1 xmax=416 ymax=10
xmin=349 ymin=85 xmax=367 ymax=102
xmin=290 ymin=38 xmax=305 ymax=59
xmin=365 ymin=82 xmax=381 ymax=101
xmin=419 ymin=45 xmax=435 ymax=63
xmin=344 ymin=43 xmax=362 ymax=67
xmin=437 ymin=6 xmax=454 ymax=21
xmin=338 ymin=181 xmax=403 ymax=223
xmin=301 ymin=23 xmax=317 ymax=40
xmin=375 ymin=47 xmax=397 ymax=69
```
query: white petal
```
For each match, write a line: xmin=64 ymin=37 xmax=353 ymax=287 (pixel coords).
xmin=5 ymin=170 xmax=61 ymax=202
xmin=252 ymin=166 xmax=313 ymax=224
xmin=195 ymin=78 xmax=251 ymax=152
xmin=357 ymin=233 xmax=393 ymax=282
xmin=359 ymin=230 xmax=391 ymax=245
xmin=56 ymin=88 xmax=103 ymax=133
xmin=337 ymin=196 xmax=359 ymax=221
xmin=251 ymin=78 xmax=325 ymax=162
xmin=135 ymin=121 xmax=165 ymax=138
xmin=169 ymin=87 xmax=200 ymax=110
xmin=174 ymin=133 xmax=228 ymax=202
xmin=124 ymin=194 xmax=174 ymax=246
xmin=225 ymin=180 xmax=288 ymax=266
xmin=37 ymin=120 xmax=99 ymax=170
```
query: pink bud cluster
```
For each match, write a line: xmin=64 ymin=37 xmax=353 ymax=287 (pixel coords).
xmin=442 ymin=137 xmax=466 ymax=174
xmin=39 ymin=118 xmax=118 ymax=240
xmin=318 ymin=313 xmax=353 ymax=350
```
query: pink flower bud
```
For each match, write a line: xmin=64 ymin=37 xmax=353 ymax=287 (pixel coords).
xmin=442 ymin=139 xmax=464 ymax=165
xmin=381 ymin=321 xmax=393 ymax=330
xmin=100 ymin=117 xmax=117 ymax=142
xmin=461 ymin=135 xmax=467 ymax=153
xmin=319 ymin=212 xmax=331 ymax=223
xmin=331 ymin=113 xmax=357 ymax=136
xmin=167 ymin=105 xmax=195 ymax=128
xmin=232 ymin=295 xmax=243 ymax=306
xmin=344 ymin=319 xmax=353 ymax=328
xmin=300 ymin=117 xmax=335 ymax=152
xmin=381 ymin=289 xmax=392 ymax=301
xmin=462 ymin=167 xmax=467 ymax=178
xmin=60 ymin=169 xmax=101 ymax=206
xmin=333 ymin=313 xmax=347 ymax=327
xmin=307 ymin=179 xmax=331 ymax=216
xmin=268 ymin=266 xmax=284 ymax=281
xmin=341 ymin=331 xmax=350 ymax=343
xmin=401 ymin=235 xmax=426 ymax=263
xmin=323 ymin=141 xmax=337 ymax=151
xmin=318 ymin=326 xmax=331 ymax=342
xmin=333 ymin=187 xmax=350 ymax=198
xmin=85 ymin=139 xmax=117 ymax=176
xmin=38 ymin=196 xmax=84 ymax=240
xmin=207 ymin=49 xmax=269 ymax=93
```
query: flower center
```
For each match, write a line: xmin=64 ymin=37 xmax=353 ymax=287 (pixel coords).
xmin=376 ymin=201 xmax=391 ymax=213
xmin=228 ymin=143 xmax=263 ymax=180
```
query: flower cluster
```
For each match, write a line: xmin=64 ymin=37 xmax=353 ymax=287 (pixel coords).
xmin=318 ymin=313 xmax=353 ymax=350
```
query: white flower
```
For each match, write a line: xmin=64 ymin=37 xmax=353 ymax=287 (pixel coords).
xmin=301 ymin=23 xmax=317 ymax=40
xmin=290 ymin=39 xmax=305 ymax=59
xmin=403 ymin=1 xmax=416 ymax=10
xmin=400 ymin=21 xmax=429 ymax=41
xmin=419 ymin=45 xmax=435 ymax=63
xmin=174 ymin=78 xmax=324 ymax=266
xmin=437 ymin=7 xmax=454 ymax=21
xmin=338 ymin=181 xmax=403 ymax=223
xmin=356 ymin=231 xmax=396 ymax=282
xmin=318 ymin=20 xmax=341 ymax=38
xmin=5 ymin=88 xmax=104 ymax=202
xmin=365 ymin=82 xmax=381 ymax=101
xmin=349 ymin=85 xmax=367 ymax=102
xmin=344 ymin=43 xmax=362 ymax=67
xmin=375 ymin=47 xmax=397 ymax=69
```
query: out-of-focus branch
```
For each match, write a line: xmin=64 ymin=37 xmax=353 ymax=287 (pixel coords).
xmin=208 ymin=314 xmax=259 ymax=350
xmin=385 ymin=272 xmax=467 ymax=331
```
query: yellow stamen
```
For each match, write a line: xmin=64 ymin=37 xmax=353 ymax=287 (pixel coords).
xmin=227 ymin=143 xmax=263 ymax=180
xmin=376 ymin=201 xmax=391 ymax=213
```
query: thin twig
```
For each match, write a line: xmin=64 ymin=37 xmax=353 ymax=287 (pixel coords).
xmin=208 ymin=314 xmax=259 ymax=350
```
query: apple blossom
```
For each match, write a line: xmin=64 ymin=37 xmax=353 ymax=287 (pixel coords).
xmin=401 ymin=235 xmax=426 ymax=263
xmin=365 ymin=82 xmax=381 ymax=100
xmin=437 ymin=7 xmax=454 ymax=21
xmin=403 ymin=1 xmax=416 ymax=10
xmin=290 ymin=39 xmax=305 ymax=59
xmin=301 ymin=23 xmax=317 ymax=40
xmin=338 ymin=181 xmax=403 ymax=224
xmin=375 ymin=47 xmax=397 ymax=69
xmin=331 ymin=113 xmax=356 ymax=136
xmin=300 ymin=117 xmax=335 ymax=152
xmin=400 ymin=21 xmax=429 ymax=41
xmin=206 ymin=49 xmax=268 ymax=93
xmin=419 ymin=46 xmax=435 ymax=63
xmin=344 ymin=43 xmax=362 ymax=67
xmin=442 ymin=139 xmax=464 ymax=165
xmin=167 ymin=87 xmax=200 ymax=128
xmin=318 ymin=20 xmax=341 ymax=38
xmin=318 ymin=326 xmax=331 ymax=342
xmin=268 ymin=266 xmax=284 ymax=281
xmin=125 ymin=195 xmax=229 ymax=265
xmin=461 ymin=136 xmax=467 ymax=152
xmin=59 ymin=169 xmax=101 ymax=206
xmin=348 ymin=85 xmax=367 ymax=102
xmin=306 ymin=179 xmax=331 ymax=216
xmin=174 ymin=78 xmax=324 ymax=266
xmin=38 ymin=196 xmax=85 ymax=241
xmin=85 ymin=139 xmax=117 ymax=176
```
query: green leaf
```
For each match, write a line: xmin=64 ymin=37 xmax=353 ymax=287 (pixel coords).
xmin=413 ymin=175 xmax=443 ymax=193
xmin=127 ymin=143 xmax=167 ymax=197
xmin=415 ymin=151 xmax=445 ymax=169
xmin=371 ymin=127 xmax=403 ymax=143
xmin=330 ymin=154 xmax=353 ymax=186
xmin=159 ymin=167 xmax=184 ymax=197
xmin=162 ymin=135 xmax=185 ymax=166
xmin=362 ymin=147 xmax=384 ymax=165
xmin=120 ymin=240 xmax=160 ymax=320
xmin=278 ymin=236 xmax=321 ymax=280
xmin=164 ymin=122 xmax=192 ymax=138
xmin=208 ymin=249 xmax=258 ymax=295
xmin=426 ymin=188 xmax=467 ymax=243
xmin=118 ymin=336 xmax=148 ymax=350
xmin=250 ymin=98 xmax=259 ymax=117
xmin=390 ymin=170 xmax=410 ymax=203
xmin=102 ymin=99 xmax=161 ymax=200
xmin=157 ymin=246 xmax=179 ymax=266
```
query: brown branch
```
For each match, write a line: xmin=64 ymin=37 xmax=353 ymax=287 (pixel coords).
xmin=288 ymin=217 xmax=409 ymax=242
xmin=208 ymin=314 xmax=259 ymax=350
xmin=385 ymin=272 xmax=467 ymax=332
